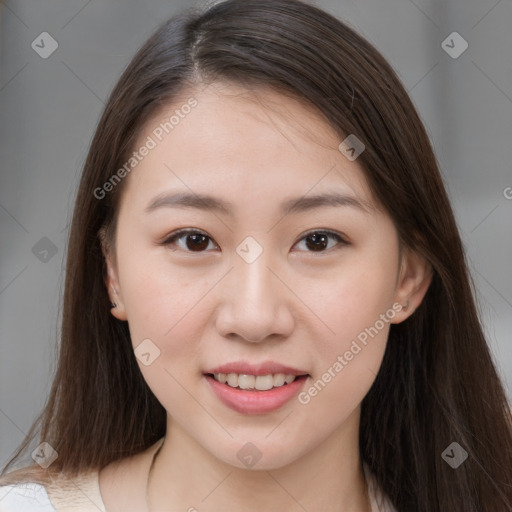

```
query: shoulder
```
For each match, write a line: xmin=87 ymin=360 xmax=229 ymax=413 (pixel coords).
xmin=0 ymin=466 xmax=56 ymax=511
xmin=0 ymin=468 xmax=105 ymax=512
xmin=0 ymin=481 xmax=56 ymax=511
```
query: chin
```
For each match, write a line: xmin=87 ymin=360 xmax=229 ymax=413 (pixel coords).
xmin=208 ymin=438 xmax=307 ymax=472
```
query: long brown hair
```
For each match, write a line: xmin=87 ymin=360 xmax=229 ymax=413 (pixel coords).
xmin=2 ymin=1 xmax=511 ymax=510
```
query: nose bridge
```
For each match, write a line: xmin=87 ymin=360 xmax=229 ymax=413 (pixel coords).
xmin=234 ymin=237 xmax=281 ymax=311
xmin=232 ymin=234 xmax=276 ymax=298
xmin=236 ymin=246 xmax=274 ymax=301
xmin=215 ymin=236 xmax=294 ymax=341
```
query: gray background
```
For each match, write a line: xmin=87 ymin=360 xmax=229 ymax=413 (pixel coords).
xmin=1 ymin=0 xmax=511 ymax=469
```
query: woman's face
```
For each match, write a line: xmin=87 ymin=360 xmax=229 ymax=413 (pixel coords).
xmin=104 ymin=81 xmax=429 ymax=470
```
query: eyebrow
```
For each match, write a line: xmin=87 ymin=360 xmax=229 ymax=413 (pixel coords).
xmin=145 ymin=191 xmax=373 ymax=216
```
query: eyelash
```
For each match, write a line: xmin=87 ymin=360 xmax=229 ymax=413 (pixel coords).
xmin=160 ymin=228 xmax=349 ymax=254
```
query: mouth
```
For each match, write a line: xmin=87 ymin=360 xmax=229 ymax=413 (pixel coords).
xmin=206 ymin=372 xmax=307 ymax=391
xmin=203 ymin=363 xmax=310 ymax=414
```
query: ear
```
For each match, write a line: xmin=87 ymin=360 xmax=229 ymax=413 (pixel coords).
xmin=390 ymin=246 xmax=433 ymax=324
xmin=98 ymin=227 xmax=127 ymax=321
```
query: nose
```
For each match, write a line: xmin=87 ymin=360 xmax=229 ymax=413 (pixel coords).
xmin=215 ymin=247 xmax=295 ymax=343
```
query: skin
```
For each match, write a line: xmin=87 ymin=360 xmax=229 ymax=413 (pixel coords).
xmin=99 ymin=81 xmax=432 ymax=512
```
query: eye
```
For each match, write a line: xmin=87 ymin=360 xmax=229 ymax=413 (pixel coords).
xmin=161 ymin=229 xmax=219 ymax=253
xmin=161 ymin=228 xmax=348 ymax=254
xmin=293 ymin=230 xmax=348 ymax=253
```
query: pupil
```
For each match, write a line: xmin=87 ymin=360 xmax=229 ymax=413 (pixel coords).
xmin=306 ymin=233 xmax=327 ymax=251
xmin=186 ymin=234 xmax=209 ymax=251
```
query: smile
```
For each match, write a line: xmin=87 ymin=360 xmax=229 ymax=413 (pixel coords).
xmin=204 ymin=373 xmax=309 ymax=414
xmin=211 ymin=372 xmax=299 ymax=390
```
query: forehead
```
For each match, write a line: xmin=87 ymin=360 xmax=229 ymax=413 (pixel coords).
xmin=120 ymin=81 xmax=376 ymax=215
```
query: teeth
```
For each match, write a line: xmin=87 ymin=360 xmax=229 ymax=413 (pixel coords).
xmin=213 ymin=373 xmax=299 ymax=390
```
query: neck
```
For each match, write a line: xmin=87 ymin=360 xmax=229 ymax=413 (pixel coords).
xmin=147 ymin=409 xmax=371 ymax=512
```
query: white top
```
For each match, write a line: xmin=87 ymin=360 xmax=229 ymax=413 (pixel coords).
xmin=0 ymin=444 xmax=396 ymax=511
xmin=0 ymin=482 xmax=64 ymax=512
xmin=0 ymin=469 xmax=106 ymax=511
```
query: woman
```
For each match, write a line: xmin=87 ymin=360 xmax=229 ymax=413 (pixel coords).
xmin=1 ymin=0 xmax=511 ymax=511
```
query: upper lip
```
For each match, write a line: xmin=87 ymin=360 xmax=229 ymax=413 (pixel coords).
xmin=205 ymin=361 xmax=309 ymax=376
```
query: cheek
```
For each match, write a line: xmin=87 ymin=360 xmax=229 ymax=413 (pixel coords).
xmin=118 ymin=254 xmax=211 ymax=416
xmin=304 ymin=256 xmax=396 ymax=354
xmin=297 ymin=273 xmax=393 ymax=418
xmin=117 ymin=250 xmax=226 ymax=388
xmin=116 ymin=238 xmax=200 ymax=336
xmin=295 ymin=244 xmax=397 ymax=408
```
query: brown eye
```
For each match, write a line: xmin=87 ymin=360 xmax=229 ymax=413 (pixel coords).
xmin=184 ymin=233 xmax=210 ymax=251
xmin=294 ymin=230 xmax=347 ymax=253
xmin=305 ymin=233 xmax=329 ymax=251
xmin=162 ymin=229 xmax=218 ymax=252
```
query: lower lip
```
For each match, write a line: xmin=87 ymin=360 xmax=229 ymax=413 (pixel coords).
xmin=204 ymin=374 xmax=309 ymax=414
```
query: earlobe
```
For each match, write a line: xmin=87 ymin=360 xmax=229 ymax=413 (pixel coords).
xmin=99 ymin=228 xmax=128 ymax=321
xmin=109 ymin=285 xmax=119 ymax=309
xmin=104 ymin=258 xmax=128 ymax=321
xmin=391 ymin=248 xmax=433 ymax=324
